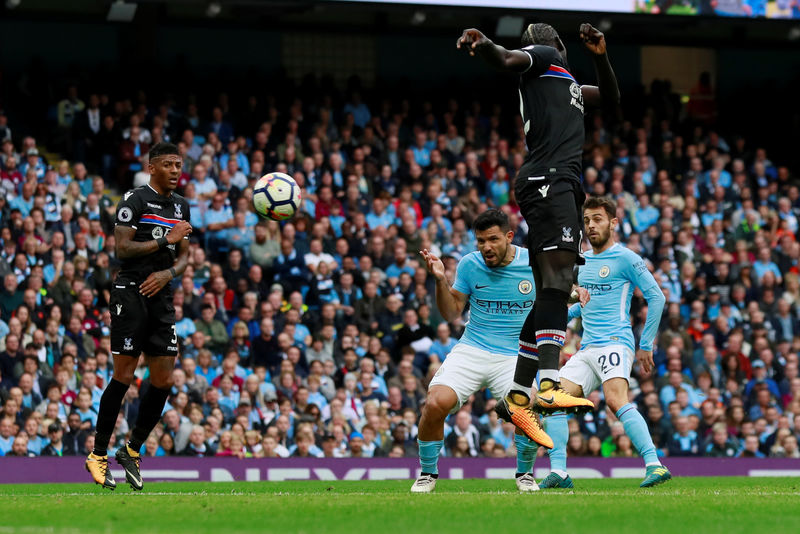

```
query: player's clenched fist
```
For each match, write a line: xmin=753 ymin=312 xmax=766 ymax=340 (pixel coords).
xmin=420 ymin=249 xmax=446 ymax=281
xmin=168 ymin=221 xmax=192 ymax=244
xmin=456 ymin=28 xmax=489 ymax=56
xmin=579 ymin=23 xmax=606 ymax=55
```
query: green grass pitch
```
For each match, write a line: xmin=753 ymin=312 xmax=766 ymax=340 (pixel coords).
xmin=1 ymin=477 xmax=799 ymax=533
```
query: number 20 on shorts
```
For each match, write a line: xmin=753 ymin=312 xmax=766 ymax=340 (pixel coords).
xmin=597 ymin=352 xmax=620 ymax=375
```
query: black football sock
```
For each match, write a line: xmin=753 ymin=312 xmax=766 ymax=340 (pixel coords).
xmin=533 ymin=288 xmax=569 ymax=390
xmin=127 ymin=384 xmax=170 ymax=453
xmin=511 ymin=304 xmax=538 ymax=400
xmin=93 ymin=378 xmax=130 ymax=456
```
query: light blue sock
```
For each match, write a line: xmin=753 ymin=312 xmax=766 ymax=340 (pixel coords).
xmin=515 ymin=433 xmax=538 ymax=474
xmin=418 ymin=440 xmax=443 ymax=475
xmin=616 ymin=403 xmax=660 ymax=466
xmin=544 ymin=412 xmax=568 ymax=477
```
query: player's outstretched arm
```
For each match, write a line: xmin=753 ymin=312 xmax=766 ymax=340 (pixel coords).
xmin=578 ymin=23 xmax=620 ymax=109
xmin=456 ymin=28 xmax=531 ymax=73
xmin=420 ymin=249 xmax=467 ymax=322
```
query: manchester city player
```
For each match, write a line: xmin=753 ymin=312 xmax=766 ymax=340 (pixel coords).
xmin=539 ymin=197 xmax=671 ymax=489
xmin=411 ymin=209 xmax=549 ymax=494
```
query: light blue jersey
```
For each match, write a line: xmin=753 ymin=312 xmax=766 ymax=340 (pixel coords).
xmin=452 ymin=247 xmax=535 ymax=357
xmin=569 ymin=243 xmax=665 ymax=352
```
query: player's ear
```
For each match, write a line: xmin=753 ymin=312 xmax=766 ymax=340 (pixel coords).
xmin=506 ymin=230 xmax=514 ymax=242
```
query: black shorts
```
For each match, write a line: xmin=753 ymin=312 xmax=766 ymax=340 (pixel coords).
xmin=515 ymin=173 xmax=585 ymax=266
xmin=110 ymin=277 xmax=178 ymax=357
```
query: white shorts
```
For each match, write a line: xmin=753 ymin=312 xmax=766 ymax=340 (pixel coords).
xmin=559 ymin=344 xmax=634 ymax=394
xmin=428 ymin=343 xmax=516 ymax=412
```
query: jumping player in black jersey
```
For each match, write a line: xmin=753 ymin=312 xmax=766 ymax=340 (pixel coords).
xmin=85 ymin=143 xmax=192 ymax=490
xmin=457 ymin=23 xmax=619 ymax=445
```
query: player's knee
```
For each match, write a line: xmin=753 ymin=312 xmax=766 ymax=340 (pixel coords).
xmin=423 ymin=394 xmax=455 ymax=422
xmin=541 ymin=268 xmax=573 ymax=293
xmin=112 ymin=368 xmax=135 ymax=385
xmin=150 ymin=374 xmax=174 ymax=390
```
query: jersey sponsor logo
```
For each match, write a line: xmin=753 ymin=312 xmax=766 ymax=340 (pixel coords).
xmin=538 ymin=184 xmax=550 ymax=198
xmin=475 ymin=284 xmax=489 ymax=289
xmin=123 ymin=338 xmax=133 ymax=351
xmin=599 ymin=265 xmax=610 ymax=278
xmin=118 ymin=207 xmax=133 ymax=223
xmin=472 ymin=298 xmax=534 ymax=315
xmin=569 ymin=82 xmax=585 ymax=113
xmin=174 ymin=203 xmax=183 ymax=219
xmin=562 ymin=227 xmax=574 ymax=243
xmin=152 ymin=226 xmax=165 ymax=239
xmin=583 ymin=282 xmax=612 ymax=293
xmin=124 ymin=191 xmax=134 ymax=201
xmin=518 ymin=280 xmax=533 ymax=294
xmin=146 ymin=202 xmax=162 ymax=209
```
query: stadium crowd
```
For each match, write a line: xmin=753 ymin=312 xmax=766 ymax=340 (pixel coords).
xmin=0 ymin=73 xmax=799 ymax=462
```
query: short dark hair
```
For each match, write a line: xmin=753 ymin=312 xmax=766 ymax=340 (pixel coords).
xmin=473 ymin=209 xmax=510 ymax=233
xmin=149 ymin=142 xmax=180 ymax=160
xmin=583 ymin=196 xmax=617 ymax=220
xmin=521 ymin=23 xmax=563 ymax=51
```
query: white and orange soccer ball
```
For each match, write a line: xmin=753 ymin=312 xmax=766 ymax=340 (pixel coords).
xmin=252 ymin=172 xmax=301 ymax=221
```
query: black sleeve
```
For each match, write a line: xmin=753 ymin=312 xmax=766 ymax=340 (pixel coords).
xmin=115 ymin=190 xmax=143 ymax=229
xmin=519 ymin=45 xmax=554 ymax=77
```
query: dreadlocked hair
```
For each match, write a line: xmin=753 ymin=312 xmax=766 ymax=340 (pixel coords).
xmin=521 ymin=23 xmax=563 ymax=51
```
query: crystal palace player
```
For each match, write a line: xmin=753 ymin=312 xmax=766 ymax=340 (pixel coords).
xmin=85 ymin=143 xmax=191 ymax=490
xmin=456 ymin=23 xmax=619 ymax=439
xmin=539 ymin=197 xmax=670 ymax=489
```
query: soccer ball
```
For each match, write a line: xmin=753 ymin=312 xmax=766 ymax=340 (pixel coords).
xmin=252 ymin=172 xmax=301 ymax=221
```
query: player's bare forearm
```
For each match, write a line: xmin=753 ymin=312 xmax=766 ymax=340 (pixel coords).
xmin=477 ymin=43 xmax=532 ymax=73
xmin=434 ymin=278 xmax=464 ymax=322
xmin=457 ymin=28 xmax=530 ymax=73
xmin=115 ymin=226 xmax=160 ymax=260
xmin=592 ymin=53 xmax=620 ymax=106
xmin=171 ymin=238 xmax=190 ymax=279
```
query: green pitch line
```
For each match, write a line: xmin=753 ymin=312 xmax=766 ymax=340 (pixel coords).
xmin=1 ymin=478 xmax=799 ymax=534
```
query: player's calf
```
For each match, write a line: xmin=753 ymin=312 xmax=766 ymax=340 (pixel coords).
xmin=412 ymin=386 xmax=456 ymax=492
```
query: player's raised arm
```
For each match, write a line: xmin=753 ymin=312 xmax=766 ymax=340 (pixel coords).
xmin=456 ymin=28 xmax=532 ymax=73
xmin=578 ymin=23 xmax=620 ymax=109
xmin=420 ymin=249 xmax=467 ymax=322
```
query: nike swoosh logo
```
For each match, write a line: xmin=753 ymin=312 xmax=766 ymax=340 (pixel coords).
xmin=475 ymin=284 xmax=489 ymax=289
xmin=538 ymin=396 xmax=555 ymax=405
xmin=125 ymin=467 xmax=142 ymax=487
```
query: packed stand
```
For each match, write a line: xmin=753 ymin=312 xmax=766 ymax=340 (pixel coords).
xmin=0 ymin=74 xmax=799 ymax=462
